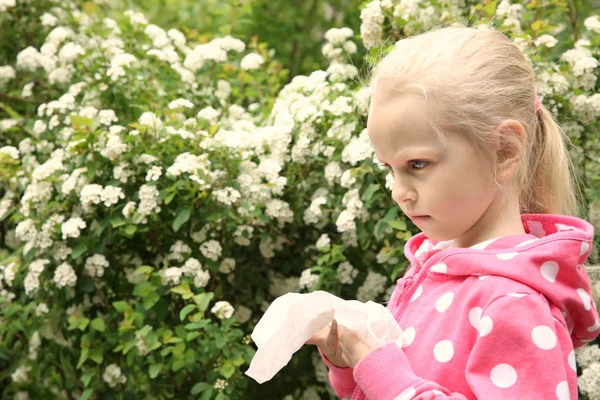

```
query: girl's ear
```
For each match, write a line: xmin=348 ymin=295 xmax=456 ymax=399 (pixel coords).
xmin=494 ymin=119 xmax=525 ymax=182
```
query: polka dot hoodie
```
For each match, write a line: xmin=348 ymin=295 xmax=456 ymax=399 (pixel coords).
xmin=319 ymin=214 xmax=600 ymax=399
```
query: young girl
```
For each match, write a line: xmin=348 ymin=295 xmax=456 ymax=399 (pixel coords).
xmin=306 ymin=26 xmax=600 ymax=399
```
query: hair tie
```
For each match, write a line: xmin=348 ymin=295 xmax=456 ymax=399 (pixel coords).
xmin=535 ymin=93 xmax=541 ymax=111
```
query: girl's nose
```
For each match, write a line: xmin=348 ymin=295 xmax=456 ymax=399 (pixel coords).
xmin=391 ymin=175 xmax=417 ymax=205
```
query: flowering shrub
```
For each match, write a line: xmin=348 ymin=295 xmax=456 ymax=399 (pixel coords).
xmin=0 ymin=0 xmax=599 ymax=399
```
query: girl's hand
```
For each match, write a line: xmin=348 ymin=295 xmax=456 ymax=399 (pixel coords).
xmin=305 ymin=319 xmax=374 ymax=368
xmin=305 ymin=319 xmax=350 ymax=368
xmin=336 ymin=322 xmax=374 ymax=368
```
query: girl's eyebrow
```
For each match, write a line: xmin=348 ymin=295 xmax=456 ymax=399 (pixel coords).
xmin=378 ymin=146 xmax=441 ymax=164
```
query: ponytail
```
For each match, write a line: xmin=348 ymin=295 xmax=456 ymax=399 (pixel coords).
xmin=519 ymin=103 xmax=581 ymax=217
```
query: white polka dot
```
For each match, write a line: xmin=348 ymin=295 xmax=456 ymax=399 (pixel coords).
xmin=540 ymin=261 xmax=559 ymax=282
xmin=527 ymin=220 xmax=546 ymax=237
xmin=469 ymin=307 xmax=493 ymax=337
xmin=507 ymin=292 xmax=527 ymax=298
xmin=580 ymin=241 xmax=590 ymax=256
xmin=402 ymin=326 xmax=415 ymax=348
xmin=587 ymin=317 xmax=600 ymax=332
xmin=435 ymin=292 xmax=454 ymax=312
xmin=532 ymin=325 xmax=557 ymax=350
xmin=478 ymin=274 xmax=490 ymax=280
xmin=568 ymin=350 xmax=576 ymax=371
xmin=555 ymin=223 xmax=575 ymax=232
xmin=577 ymin=288 xmax=592 ymax=311
xmin=430 ymin=263 xmax=447 ymax=274
xmin=490 ymin=364 xmax=517 ymax=388
xmin=394 ymin=387 xmax=416 ymax=400
xmin=516 ymin=238 xmax=538 ymax=247
xmin=415 ymin=241 xmax=434 ymax=258
xmin=556 ymin=381 xmax=570 ymax=400
xmin=410 ymin=285 xmax=423 ymax=302
xmin=471 ymin=238 xmax=498 ymax=249
xmin=434 ymin=340 xmax=454 ymax=362
xmin=497 ymin=252 xmax=518 ymax=260
xmin=432 ymin=390 xmax=445 ymax=395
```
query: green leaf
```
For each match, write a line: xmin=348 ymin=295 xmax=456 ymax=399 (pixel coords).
xmin=180 ymin=304 xmax=196 ymax=321
xmin=193 ymin=292 xmax=214 ymax=312
xmin=200 ymin=388 xmax=214 ymax=400
xmin=78 ymin=317 xmax=90 ymax=331
xmin=363 ymin=183 xmax=380 ymax=202
xmin=231 ymin=354 xmax=245 ymax=366
xmin=184 ymin=320 xmax=210 ymax=330
xmin=135 ymin=265 xmax=154 ymax=275
xmin=149 ymin=363 xmax=163 ymax=379
xmin=91 ymin=318 xmax=105 ymax=332
xmin=219 ymin=362 xmax=235 ymax=378
xmin=110 ymin=217 xmax=127 ymax=228
xmin=186 ymin=331 xmax=202 ymax=341
xmin=80 ymin=389 xmax=94 ymax=400
xmin=191 ymin=382 xmax=212 ymax=395
xmin=172 ymin=209 xmax=192 ymax=232
xmin=124 ymin=225 xmax=137 ymax=236
xmin=70 ymin=115 xmax=93 ymax=128
xmin=70 ymin=243 xmax=87 ymax=259
xmin=164 ymin=191 xmax=177 ymax=205
xmin=77 ymin=348 xmax=89 ymax=369
xmin=113 ymin=301 xmax=131 ymax=312
xmin=89 ymin=347 xmax=104 ymax=364
xmin=172 ymin=358 xmax=186 ymax=371
xmin=387 ymin=219 xmax=407 ymax=230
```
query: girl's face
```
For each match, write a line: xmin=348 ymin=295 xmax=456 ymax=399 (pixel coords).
xmin=367 ymin=83 xmax=499 ymax=245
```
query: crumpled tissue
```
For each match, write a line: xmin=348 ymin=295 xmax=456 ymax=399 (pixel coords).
xmin=245 ymin=290 xmax=403 ymax=383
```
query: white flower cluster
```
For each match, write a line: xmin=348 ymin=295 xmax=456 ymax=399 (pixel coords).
xmin=360 ymin=1 xmax=385 ymax=50
xmin=199 ymin=239 xmax=223 ymax=261
xmin=213 ymin=187 xmax=241 ymax=206
xmin=337 ymin=261 xmax=359 ymax=285
xmin=299 ymin=268 xmax=319 ymax=290
xmin=11 ymin=365 xmax=30 ymax=383
xmin=183 ymin=35 xmax=245 ymax=71
xmin=356 ymin=270 xmax=387 ymax=302
xmin=167 ymin=240 xmax=192 ymax=262
xmin=219 ymin=258 xmax=236 ymax=274
xmin=28 ymin=331 xmax=41 ymax=360
xmin=265 ymin=199 xmax=294 ymax=227
xmin=103 ymin=364 xmax=127 ymax=387
xmin=0 ymin=191 xmax=15 ymax=221
xmin=84 ymin=254 xmax=109 ymax=277
xmin=315 ymin=234 xmax=331 ymax=251
xmin=496 ymin=0 xmax=525 ymax=31
xmin=585 ymin=15 xmax=600 ymax=33
xmin=79 ymin=184 xmax=125 ymax=211
xmin=135 ymin=184 xmax=161 ymax=224
xmin=145 ymin=166 xmax=162 ymax=182
xmin=233 ymin=305 xmax=252 ymax=324
xmin=0 ymin=146 xmax=19 ymax=161
xmin=268 ymin=270 xmax=300 ymax=297
xmin=233 ymin=225 xmax=254 ymax=246
xmin=211 ymin=301 xmax=235 ymax=319
xmin=53 ymin=262 xmax=77 ymax=288
xmin=240 ymin=53 xmax=264 ymax=70
xmin=61 ymin=217 xmax=86 ymax=239
xmin=24 ymin=259 xmax=50 ymax=295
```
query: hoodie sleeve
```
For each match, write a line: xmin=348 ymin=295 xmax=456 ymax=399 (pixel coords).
xmin=352 ymin=293 xmax=577 ymax=399
xmin=318 ymin=346 xmax=357 ymax=398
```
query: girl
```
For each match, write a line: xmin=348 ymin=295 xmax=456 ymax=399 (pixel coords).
xmin=306 ymin=26 xmax=600 ymax=399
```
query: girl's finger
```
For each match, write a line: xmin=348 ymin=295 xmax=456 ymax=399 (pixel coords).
xmin=325 ymin=319 xmax=338 ymax=348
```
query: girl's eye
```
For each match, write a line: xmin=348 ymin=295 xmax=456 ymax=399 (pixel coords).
xmin=410 ymin=160 xmax=428 ymax=170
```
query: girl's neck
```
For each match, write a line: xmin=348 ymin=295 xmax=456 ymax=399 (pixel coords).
xmin=449 ymin=195 xmax=525 ymax=249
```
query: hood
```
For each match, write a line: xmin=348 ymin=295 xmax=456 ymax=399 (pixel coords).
xmin=404 ymin=213 xmax=600 ymax=347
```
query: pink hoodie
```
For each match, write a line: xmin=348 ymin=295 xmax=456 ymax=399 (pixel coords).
xmin=319 ymin=214 xmax=600 ymax=399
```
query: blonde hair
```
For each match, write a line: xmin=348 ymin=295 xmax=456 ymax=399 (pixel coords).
xmin=369 ymin=26 xmax=581 ymax=216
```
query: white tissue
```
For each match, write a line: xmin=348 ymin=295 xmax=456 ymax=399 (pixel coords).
xmin=245 ymin=290 xmax=403 ymax=383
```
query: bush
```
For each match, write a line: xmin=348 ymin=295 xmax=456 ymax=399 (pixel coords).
xmin=0 ymin=0 xmax=599 ymax=399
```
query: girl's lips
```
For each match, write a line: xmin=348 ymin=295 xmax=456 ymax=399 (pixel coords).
xmin=409 ymin=215 xmax=430 ymax=223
